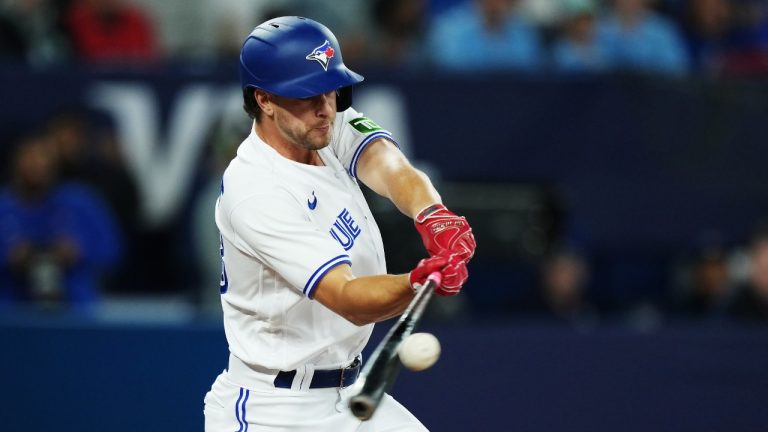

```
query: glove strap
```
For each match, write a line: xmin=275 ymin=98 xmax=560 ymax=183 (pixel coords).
xmin=415 ymin=203 xmax=446 ymax=224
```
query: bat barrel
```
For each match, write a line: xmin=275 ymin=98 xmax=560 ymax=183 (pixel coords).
xmin=348 ymin=272 xmax=441 ymax=420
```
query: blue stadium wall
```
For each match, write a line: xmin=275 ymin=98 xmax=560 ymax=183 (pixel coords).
xmin=2 ymin=318 xmax=768 ymax=431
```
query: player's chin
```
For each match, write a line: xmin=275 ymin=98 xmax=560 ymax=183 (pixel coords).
xmin=307 ymin=130 xmax=332 ymax=149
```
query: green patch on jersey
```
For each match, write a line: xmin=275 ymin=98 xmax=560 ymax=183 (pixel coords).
xmin=349 ymin=117 xmax=382 ymax=134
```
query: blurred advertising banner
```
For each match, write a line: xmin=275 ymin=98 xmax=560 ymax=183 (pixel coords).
xmin=2 ymin=67 xmax=768 ymax=251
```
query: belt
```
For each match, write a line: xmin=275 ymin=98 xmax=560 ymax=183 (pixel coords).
xmin=273 ymin=357 xmax=361 ymax=389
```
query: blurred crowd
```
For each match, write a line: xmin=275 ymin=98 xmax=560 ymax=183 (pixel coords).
xmin=0 ymin=111 xmax=134 ymax=312
xmin=2 ymin=0 xmax=768 ymax=325
xmin=507 ymin=228 xmax=768 ymax=326
xmin=4 ymin=114 xmax=768 ymax=325
xmin=1 ymin=0 xmax=768 ymax=77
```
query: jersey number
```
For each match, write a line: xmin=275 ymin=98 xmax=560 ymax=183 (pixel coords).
xmin=219 ymin=234 xmax=228 ymax=294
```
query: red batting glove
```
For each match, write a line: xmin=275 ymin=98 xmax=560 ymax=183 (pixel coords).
xmin=414 ymin=204 xmax=476 ymax=262
xmin=438 ymin=253 xmax=468 ymax=296
xmin=409 ymin=252 xmax=468 ymax=296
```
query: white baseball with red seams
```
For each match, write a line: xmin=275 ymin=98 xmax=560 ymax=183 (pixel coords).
xmin=398 ymin=333 xmax=441 ymax=371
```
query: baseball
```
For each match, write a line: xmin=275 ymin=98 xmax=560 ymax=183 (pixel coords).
xmin=398 ymin=332 xmax=441 ymax=371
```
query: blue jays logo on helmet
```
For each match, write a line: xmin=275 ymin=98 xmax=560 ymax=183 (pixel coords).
xmin=306 ymin=40 xmax=335 ymax=71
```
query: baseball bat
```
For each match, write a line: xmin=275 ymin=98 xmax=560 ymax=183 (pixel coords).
xmin=349 ymin=272 xmax=442 ymax=421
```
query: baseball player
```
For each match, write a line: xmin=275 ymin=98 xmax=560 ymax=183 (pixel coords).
xmin=204 ymin=16 xmax=476 ymax=431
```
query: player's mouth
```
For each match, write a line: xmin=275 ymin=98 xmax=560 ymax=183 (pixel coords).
xmin=313 ymin=124 xmax=331 ymax=134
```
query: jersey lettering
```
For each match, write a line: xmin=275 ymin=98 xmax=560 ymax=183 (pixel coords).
xmin=329 ymin=208 xmax=361 ymax=251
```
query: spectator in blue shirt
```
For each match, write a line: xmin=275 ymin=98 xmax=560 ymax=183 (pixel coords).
xmin=598 ymin=0 xmax=690 ymax=75
xmin=678 ymin=0 xmax=732 ymax=74
xmin=0 ymin=134 xmax=122 ymax=312
xmin=552 ymin=0 xmax=611 ymax=72
xmin=425 ymin=0 xmax=542 ymax=71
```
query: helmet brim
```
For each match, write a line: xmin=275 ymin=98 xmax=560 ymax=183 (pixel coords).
xmin=257 ymin=66 xmax=364 ymax=100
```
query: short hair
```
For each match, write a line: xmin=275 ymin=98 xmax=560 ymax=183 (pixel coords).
xmin=242 ymin=88 xmax=262 ymax=121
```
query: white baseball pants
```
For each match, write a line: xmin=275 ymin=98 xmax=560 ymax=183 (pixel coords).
xmin=204 ymin=369 xmax=428 ymax=431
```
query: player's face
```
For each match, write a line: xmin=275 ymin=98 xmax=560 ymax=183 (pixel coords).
xmin=272 ymin=91 xmax=336 ymax=151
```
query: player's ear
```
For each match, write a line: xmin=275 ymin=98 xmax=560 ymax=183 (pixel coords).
xmin=255 ymin=90 xmax=274 ymax=117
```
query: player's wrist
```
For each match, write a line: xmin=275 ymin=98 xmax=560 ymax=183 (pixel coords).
xmin=414 ymin=203 xmax=447 ymax=224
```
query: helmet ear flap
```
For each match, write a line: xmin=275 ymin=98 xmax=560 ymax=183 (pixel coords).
xmin=336 ymin=86 xmax=353 ymax=112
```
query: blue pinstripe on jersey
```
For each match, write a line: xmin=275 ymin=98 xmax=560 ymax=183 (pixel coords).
xmin=234 ymin=387 xmax=244 ymax=431
xmin=240 ymin=389 xmax=250 ymax=432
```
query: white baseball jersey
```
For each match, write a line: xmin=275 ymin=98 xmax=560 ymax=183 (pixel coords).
xmin=216 ymin=107 xmax=396 ymax=372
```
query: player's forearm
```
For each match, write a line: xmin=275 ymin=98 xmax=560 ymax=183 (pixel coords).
xmin=337 ymin=274 xmax=415 ymax=326
xmin=384 ymin=166 xmax=442 ymax=219
xmin=357 ymin=139 xmax=441 ymax=219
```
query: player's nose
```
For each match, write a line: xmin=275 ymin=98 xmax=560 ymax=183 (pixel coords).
xmin=315 ymin=90 xmax=336 ymax=117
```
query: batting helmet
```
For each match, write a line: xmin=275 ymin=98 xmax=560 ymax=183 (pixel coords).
xmin=240 ymin=16 xmax=363 ymax=112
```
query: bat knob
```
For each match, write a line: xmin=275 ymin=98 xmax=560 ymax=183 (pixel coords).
xmin=427 ymin=271 xmax=442 ymax=286
xmin=349 ymin=394 xmax=376 ymax=420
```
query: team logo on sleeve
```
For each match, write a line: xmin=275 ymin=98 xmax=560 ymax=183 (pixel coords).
xmin=349 ymin=117 xmax=382 ymax=134
xmin=306 ymin=40 xmax=335 ymax=71
xmin=329 ymin=208 xmax=361 ymax=250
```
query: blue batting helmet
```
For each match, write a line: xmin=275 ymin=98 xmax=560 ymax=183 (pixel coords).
xmin=240 ymin=16 xmax=363 ymax=111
